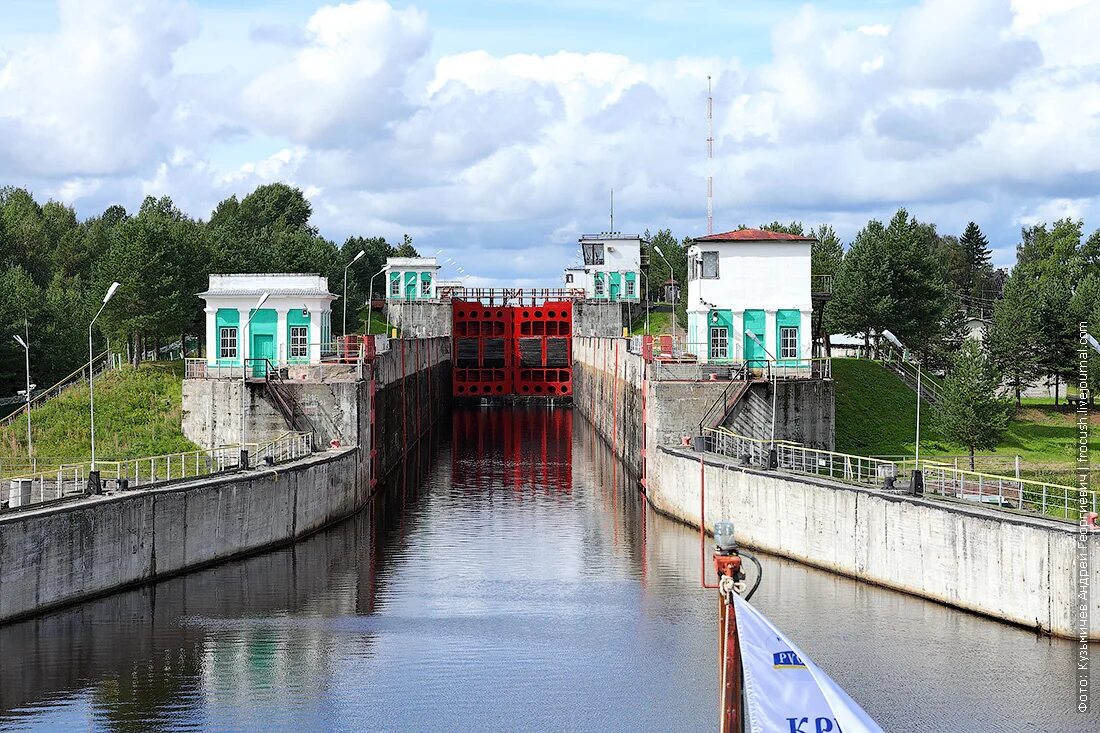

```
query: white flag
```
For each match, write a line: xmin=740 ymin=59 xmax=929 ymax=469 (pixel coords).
xmin=734 ymin=595 xmax=884 ymax=733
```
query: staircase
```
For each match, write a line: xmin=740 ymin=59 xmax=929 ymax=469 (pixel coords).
xmin=878 ymin=346 xmax=939 ymax=404
xmin=262 ymin=365 xmax=316 ymax=436
xmin=697 ymin=364 xmax=756 ymax=433
xmin=0 ymin=351 xmax=110 ymax=426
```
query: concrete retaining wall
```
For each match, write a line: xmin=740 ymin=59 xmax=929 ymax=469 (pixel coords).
xmin=573 ymin=301 xmax=628 ymax=337
xmin=573 ymin=335 xmax=1095 ymax=640
xmin=650 ymin=446 xmax=1099 ymax=640
xmin=0 ymin=449 xmax=362 ymax=623
xmin=727 ymin=380 xmax=835 ymax=450
xmin=3 ymin=337 xmax=452 ymax=625
xmin=386 ymin=301 xmax=453 ymax=338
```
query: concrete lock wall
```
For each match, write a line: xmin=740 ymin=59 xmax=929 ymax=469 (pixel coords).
xmin=572 ymin=302 xmax=628 ymax=338
xmin=386 ymin=301 xmax=453 ymax=338
xmin=2 ymin=337 xmax=451 ymax=625
xmin=0 ymin=449 xmax=362 ymax=624
xmin=727 ymin=380 xmax=835 ymax=450
xmin=650 ymin=446 xmax=1100 ymax=640
xmin=573 ymin=335 xmax=1096 ymax=640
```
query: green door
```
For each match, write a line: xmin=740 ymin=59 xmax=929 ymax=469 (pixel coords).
xmin=405 ymin=272 xmax=418 ymax=299
xmin=251 ymin=334 xmax=274 ymax=377
xmin=743 ymin=310 xmax=766 ymax=368
xmin=609 ymin=272 xmax=621 ymax=301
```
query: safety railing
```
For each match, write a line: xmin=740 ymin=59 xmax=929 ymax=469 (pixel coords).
xmin=652 ymin=356 xmax=831 ymax=382
xmin=251 ymin=431 xmax=313 ymax=465
xmin=919 ymin=462 xmax=1097 ymax=520
xmin=701 ymin=427 xmax=898 ymax=488
xmin=877 ymin=345 xmax=940 ymax=403
xmin=1 ymin=435 xmax=314 ymax=512
xmin=0 ymin=351 xmax=110 ymax=427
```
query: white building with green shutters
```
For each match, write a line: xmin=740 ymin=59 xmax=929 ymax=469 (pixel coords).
xmin=384 ymin=257 xmax=440 ymax=300
xmin=200 ymin=274 xmax=336 ymax=371
xmin=563 ymin=233 xmax=642 ymax=301
xmin=685 ymin=229 xmax=814 ymax=367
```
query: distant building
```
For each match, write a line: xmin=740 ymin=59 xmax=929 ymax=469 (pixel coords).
xmin=199 ymin=274 xmax=336 ymax=368
xmin=963 ymin=316 xmax=988 ymax=342
xmin=384 ymin=257 xmax=440 ymax=300
xmin=685 ymin=229 xmax=814 ymax=366
xmin=661 ymin=279 xmax=680 ymax=303
xmin=563 ymin=233 xmax=642 ymax=301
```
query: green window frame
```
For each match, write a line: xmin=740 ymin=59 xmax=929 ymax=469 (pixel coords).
xmin=776 ymin=309 xmax=801 ymax=364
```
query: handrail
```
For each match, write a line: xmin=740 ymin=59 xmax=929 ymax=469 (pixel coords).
xmin=698 ymin=371 xmax=752 ymax=433
xmin=0 ymin=351 xmax=110 ymax=427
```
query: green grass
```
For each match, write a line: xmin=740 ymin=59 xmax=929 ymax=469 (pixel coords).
xmin=629 ymin=306 xmax=687 ymax=335
xmin=0 ymin=361 xmax=199 ymax=461
xmin=833 ymin=358 xmax=1093 ymax=478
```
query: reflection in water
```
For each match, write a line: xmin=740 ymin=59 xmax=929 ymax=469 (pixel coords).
xmin=1 ymin=407 xmax=1095 ymax=732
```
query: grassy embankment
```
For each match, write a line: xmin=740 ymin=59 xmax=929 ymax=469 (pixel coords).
xmin=832 ymin=357 xmax=1090 ymax=485
xmin=629 ymin=305 xmax=687 ymax=336
xmin=0 ymin=361 xmax=198 ymax=463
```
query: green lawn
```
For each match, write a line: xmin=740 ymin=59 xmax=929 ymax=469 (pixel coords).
xmin=629 ymin=306 xmax=686 ymax=335
xmin=832 ymin=358 xmax=1090 ymax=478
xmin=0 ymin=361 xmax=199 ymax=462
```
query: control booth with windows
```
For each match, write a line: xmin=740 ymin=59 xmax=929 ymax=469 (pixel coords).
xmin=199 ymin=273 xmax=337 ymax=369
xmin=561 ymin=233 xmax=642 ymax=302
xmin=685 ymin=229 xmax=814 ymax=368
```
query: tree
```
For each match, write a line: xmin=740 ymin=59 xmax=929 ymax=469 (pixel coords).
xmin=823 ymin=220 xmax=894 ymax=351
xmin=811 ymin=224 xmax=843 ymax=277
xmin=959 ymin=222 xmax=993 ymax=303
xmin=985 ymin=273 xmax=1042 ymax=405
xmin=933 ymin=340 xmax=1012 ymax=469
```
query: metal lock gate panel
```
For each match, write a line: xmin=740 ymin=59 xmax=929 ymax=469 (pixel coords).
xmin=452 ymin=300 xmax=572 ymax=398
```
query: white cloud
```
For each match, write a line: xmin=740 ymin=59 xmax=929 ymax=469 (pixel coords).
xmin=0 ymin=0 xmax=199 ymax=177
xmin=1 ymin=0 xmax=1099 ymax=280
xmin=241 ymin=0 xmax=429 ymax=145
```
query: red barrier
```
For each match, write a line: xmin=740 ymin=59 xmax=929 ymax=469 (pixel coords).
xmin=451 ymin=300 xmax=572 ymax=397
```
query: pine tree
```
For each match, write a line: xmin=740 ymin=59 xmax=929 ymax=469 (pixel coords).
xmin=823 ymin=219 xmax=893 ymax=352
xmin=811 ymin=224 xmax=844 ymax=277
xmin=985 ymin=273 xmax=1041 ymax=405
xmin=933 ymin=340 xmax=1012 ymax=469
xmin=959 ymin=222 xmax=993 ymax=303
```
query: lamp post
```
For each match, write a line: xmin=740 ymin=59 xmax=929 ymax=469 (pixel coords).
xmin=89 ymin=282 xmax=120 ymax=491
xmin=239 ymin=291 xmax=271 ymax=468
xmin=13 ymin=330 xmax=32 ymax=460
xmin=745 ymin=329 xmax=779 ymax=469
xmin=653 ymin=245 xmax=676 ymax=346
xmin=343 ymin=250 xmax=365 ymax=335
xmin=366 ymin=266 xmax=386 ymax=335
xmin=882 ymin=329 xmax=922 ymax=494
xmin=641 ymin=268 xmax=650 ymax=334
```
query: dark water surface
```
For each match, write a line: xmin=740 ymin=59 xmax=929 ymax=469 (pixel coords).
xmin=1 ymin=408 xmax=1094 ymax=732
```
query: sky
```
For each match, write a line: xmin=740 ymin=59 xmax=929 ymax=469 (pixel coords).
xmin=1 ymin=0 xmax=1098 ymax=285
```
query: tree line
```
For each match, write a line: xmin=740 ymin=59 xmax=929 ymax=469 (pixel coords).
xmin=0 ymin=183 xmax=417 ymax=401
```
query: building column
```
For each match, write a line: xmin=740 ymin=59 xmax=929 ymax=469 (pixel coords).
xmin=800 ymin=309 xmax=813 ymax=363
xmin=731 ymin=310 xmax=744 ymax=360
xmin=765 ymin=309 xmax=777 ymax=362
xmin=309 ymin=308 xmax=324 ymax=364
xmin=276 ymin=308 xmax=289 ymax=366
xmin=204 ymin=308 xmax=217 ymax=365
xmin=237 ymin=308 xmax=250 ymax=367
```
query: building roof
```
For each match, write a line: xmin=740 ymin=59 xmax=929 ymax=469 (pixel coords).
xmin=579 ymin=233 xmax=643 ymax=242
xmin=692 ymin=228 xmax=816 ymax=243
xmin=386 ymin=256 xmax=439 ymax=268
xmin=200 ymin=273 xmax=335 ymax=298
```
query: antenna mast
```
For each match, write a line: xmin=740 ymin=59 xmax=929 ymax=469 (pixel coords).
xmin=610 ymin=188 xmax=614 ymax=233
xmin=706 ymin=75 xmax=714 ymax=235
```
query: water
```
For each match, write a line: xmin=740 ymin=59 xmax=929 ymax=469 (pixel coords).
xmin=1 ymin=407 xmax=1094 ymax=732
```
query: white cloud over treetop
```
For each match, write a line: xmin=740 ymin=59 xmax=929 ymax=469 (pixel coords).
xmin=0 ymin=0 xmax=1097 ymax=282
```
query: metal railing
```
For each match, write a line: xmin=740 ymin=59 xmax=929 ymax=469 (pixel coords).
xmin=0 ymin=351 xmax=110 ymax=427
xmin=439 ymin=287 xmax=587 ymax=305
xmin=811 ymin=274 xmax=834 ymax=294
xmin=701 ymin=427 xmax=897 ymax=487
xmin=919 ymin=462 xmax=1097 ymax=519
xmin=878 ymin=345 xmax=940 ymax=403
xmin=651 ymin=356 xmax=831 ymax=382
xmin=186 ymin=335 xmax=383 ymax=381
xmin=1 ymin=433 xmax=313 ymax=512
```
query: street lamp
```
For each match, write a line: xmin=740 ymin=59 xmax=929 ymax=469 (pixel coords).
xmin=641 ymin=267 xmax=650 ymax=334
xmin=745 ymin=329 xmax=779 ymax=469
xmin=239 ymin=291 xmax=271 ymax=468
xmin=13 ymin=331 xmax=32 ymax=460
xmin=653 ymin=245 xmax=676 ymax=346
xmin=882 ymin=329 xmax=923 ymax=494
xmin=89 ymin=281 xmax=120 ymax=491
xmin=1086 ymin=333 xmax=1100 ymax=355
xmin=343 ymin=250 xmax=365 ymax=335
xmin=366 ymin=266 xmax=386 ymax=336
